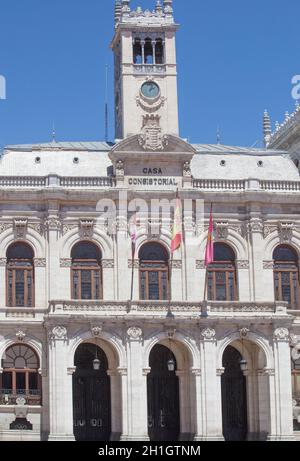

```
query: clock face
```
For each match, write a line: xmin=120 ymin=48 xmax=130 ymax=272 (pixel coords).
xmin=141 ymin=82 xmax=160 ymax=99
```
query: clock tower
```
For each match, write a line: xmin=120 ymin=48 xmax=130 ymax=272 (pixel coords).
xmin=111 ymin=0 xmax=179 ymax=141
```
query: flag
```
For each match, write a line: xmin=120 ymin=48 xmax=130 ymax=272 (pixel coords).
xmin=129 ymin=214 xmax=138 ymax=259
xmin=204 ymin=205 xmax=214 ymax=266
xmin=171 ymin=197 xmax=182 ymax=253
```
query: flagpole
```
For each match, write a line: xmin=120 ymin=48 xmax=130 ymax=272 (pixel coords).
xmin=202 ymin=203 xmax=213 ymax=316
xmin=130 ymin=242 xmax=135 ymax=302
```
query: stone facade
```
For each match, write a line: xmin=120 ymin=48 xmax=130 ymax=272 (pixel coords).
xmin=0 ymin=0 xmax=299 ymax=442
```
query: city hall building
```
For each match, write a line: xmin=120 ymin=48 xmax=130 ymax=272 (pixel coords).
xmin=0 ymin=0 xmax=300 ymax=442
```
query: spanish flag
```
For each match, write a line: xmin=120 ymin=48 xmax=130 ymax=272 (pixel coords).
xmin=171 ymin=196 xmax=182 ymax=253
xmin=204 ymin=204 xmax=214 ymax=266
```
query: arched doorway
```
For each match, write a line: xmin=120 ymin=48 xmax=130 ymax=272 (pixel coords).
xmin=221 ymin=346 xmax=248 ymax=441
xmin=73 ymin=343 xmax=111 ymax=441
xmin=147 ymin=344 xmax=180 ymax=441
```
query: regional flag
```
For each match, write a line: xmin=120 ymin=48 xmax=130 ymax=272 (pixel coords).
xmin=204 ymin=205 xmax=214 ymax=266
xmin=171 ymin=197 xmax=182 ymax=253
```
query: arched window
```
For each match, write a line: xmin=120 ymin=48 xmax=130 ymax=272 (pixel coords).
xmin=273 ymin=245 xmax=300 ymax=308
xmin=71 ymin=242 xmax=102 ymax=300
xmin=6 ymin=243 xmax=34 ymax=307
xmin=155 ymin=38 xmax=164 ymax=64
xmin=144 ymin=38 xmax=153 ymax=64
xmin=139 ymin=243 xmax=169 ymax=300
xmin=207 ymin=243 xmax=237 ymax=301
xmin=0 ymin=344 xmax=40 ymax=405
xmin=133 ymin=38 xmax=142 ymax=64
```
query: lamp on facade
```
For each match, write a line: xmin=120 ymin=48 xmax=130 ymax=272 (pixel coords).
xmin=239 ymin=336 xmax=247 ymax=372
xmin=93 ymin=347 xmax=101 ymax=371
xmin=167 ymin=336 xmax=175 ymax=372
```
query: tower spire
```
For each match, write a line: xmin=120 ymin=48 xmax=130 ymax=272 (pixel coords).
xmin=263 ymin=110 xmax=271 ymax=148
xmin=114 ymin=0 xmax=122 ymax=26
xmin=121 ymin=0 xmax=131 ymax=16
xmin=163 ymin=0 xmax=173 ymax=14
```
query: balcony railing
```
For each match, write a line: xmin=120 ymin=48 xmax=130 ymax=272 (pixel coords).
xmin=0 ymin=389 xmax=41 ymax=406
xmin=0 ymin=175 xmax=300 ymax=192
xmin=193 ymin=179 xmax=246 ymax=191
xmin=48 ymin=300 xmax=286 ymax=316
xmin=134 ymin=64 xmax=166 ymax=74
xmin=0 ymin=175 xmax=116 ymax=189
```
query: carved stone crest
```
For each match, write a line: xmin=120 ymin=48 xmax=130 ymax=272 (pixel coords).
xmin=274 ymin=327 xmax=289 ymax=341
xmin=127 ymin=326 xmax=143 ymax=340
xmin=215 ymin=221 xmax=229 ymax=240
xmin=138 ymin=114 xmax=168 ymax=151
xmin=239 ymin=328 xmax=250 ymax=338
xmin=278 ymin=222 xmax=294 ymax=243
xmin=201 ymin=328 xmax=216 ymax=340
xmin=115 ymin=160 xmax=124 ymax=177
xmin=183 ymin=161 xmax=191 ymax=178
xmin=79 ymin=220 xmax=94 ymax=239
xmin=15 ymin=330 xmax=26 ymax=341
xmin=91 ymin=326 xmax=103 ymax=337
xmin=165 ymin=328 xmax=176 ymax=339
xmin=14 ymin=219 xmax=28 ymax=239
xmin=50 ymin=326 xmax=67 ymax=340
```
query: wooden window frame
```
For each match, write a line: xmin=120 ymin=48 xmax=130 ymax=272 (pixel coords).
xmin=139 ymin=260 xmax=169 ymax=301
xmin=6 ymin=259 xmax=34 ymax=308
xmin=274 ymin=261 xmax=300 ymax=308
xmin=71 ymin=259 xmax=103 ymax=300
xmin=207 ymin=261 xmax=237 ymax=301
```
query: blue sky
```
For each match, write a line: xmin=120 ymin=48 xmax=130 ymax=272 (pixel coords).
xmin=0 ymin=0 xmax=299 ymax=148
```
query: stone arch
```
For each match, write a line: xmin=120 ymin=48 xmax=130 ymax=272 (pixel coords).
xmin=135 ymin=235 xmax=171 ymax=258
xmin=0 ymin=336 xmax=44 ymax=370
xmin=0 ymin=230 xmax=44 ymax=259
xmin=264 ymin=233 xmax=300 ymax=261
xmin=144 ymin=331 xmax=198 ymax=440
xmin=60 ymin=228 xmax=113 ymax=260
xmin=219 ymin=332 xmax=273 ymax=441
xmin=217 ymin=330 xmax=273 ymax=370
xmin=69 ymin=330 xmax=125 ymax=440
xmin=68 ymin=330 xmax=126 ymax=370
xmin=143 ymin=330 xmax=198 ymax=370
xmin=199 ymin=230 xmax=248 ymax=261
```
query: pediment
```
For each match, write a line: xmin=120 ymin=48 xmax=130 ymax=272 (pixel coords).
xmin=109 ymin=134 xmax=196 ymax=159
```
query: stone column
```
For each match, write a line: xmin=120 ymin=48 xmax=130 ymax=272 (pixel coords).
xmin=118 ymin=367 xmax=129 ymax=440
xmin=116 ymin=198 xmax=130 ymax=301
xmin=45 ymin=204 xmax=61 ymax=301
xmin=48 ymin=326 xmax=75 ymax=441
xmin=191 ymin=368 xmax=203 ymax=440
xmin=176 ymin=370 xmax=190 ymax=438
xmin=122 ymin=326 xmax=149 ymax=441
xmin=199 ymin=328 xmax=224 ymax=440
xmin=0 ymin=258 xmax=6 ymax=307
xmin=107 ymin=369 xmax=122 ymax=440
xmin=248 ymin=216 xmax=265 ymax=301
xmin=152 ymin=40 xmax=156 ymax=64
xmin=267 ymin=328 xmax=295 ymax=440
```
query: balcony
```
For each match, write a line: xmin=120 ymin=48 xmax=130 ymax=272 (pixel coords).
xmin=48 ymin=300 xmax=287 ymax=317
xmin=0 ymin=390 xmax=41 ymax=406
